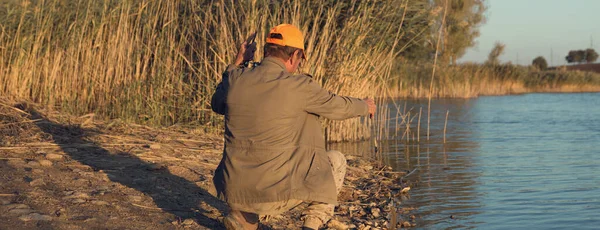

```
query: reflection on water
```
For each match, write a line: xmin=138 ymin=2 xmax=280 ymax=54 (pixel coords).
xmin=331 ymin=93 xmax=600 ymax=229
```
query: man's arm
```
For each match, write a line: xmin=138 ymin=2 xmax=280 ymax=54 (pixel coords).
xmin=211 ymin=72 xmax=230 ymax=115
xmin=303 ymin=77 xmax=374 ymax=120
xmin=211 ymin=33 xmax=257 ymax=115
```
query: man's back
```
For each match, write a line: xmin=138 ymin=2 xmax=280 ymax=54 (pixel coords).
xmin=225 ymin=57 xmax=309 ymax=147
xmin=211 ymin=55 xmax=369 ymax=206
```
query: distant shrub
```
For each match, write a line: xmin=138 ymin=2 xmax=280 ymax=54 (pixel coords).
xmin=532 ymin=56 xmax=548 ymax=70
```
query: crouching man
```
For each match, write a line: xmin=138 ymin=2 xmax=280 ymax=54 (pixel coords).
xmin=211 ymin=24 xmax=376 ymax=230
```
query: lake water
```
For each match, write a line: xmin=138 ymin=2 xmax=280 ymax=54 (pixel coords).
xmin=331 ymin=93 xmax=600 ymax=229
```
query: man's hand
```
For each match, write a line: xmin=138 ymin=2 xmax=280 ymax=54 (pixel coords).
xmin=233 ymin=32 xmax=257 ymax=66
xmin=364 ymin=98 xmax=376 ymax=118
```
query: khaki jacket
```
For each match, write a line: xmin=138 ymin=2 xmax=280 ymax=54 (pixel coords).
xmin=211 ymin=57 xmax=368 ymax=205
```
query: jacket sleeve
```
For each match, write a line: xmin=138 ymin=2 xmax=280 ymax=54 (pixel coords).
xmin=302 ymin=76 xmax=369 ymax=120
xmin=211 ymin=65 xmax=237 ymax=115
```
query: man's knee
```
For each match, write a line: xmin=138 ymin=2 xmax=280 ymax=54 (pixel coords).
xmin=326 ymin=150 xmax=346 ymax=169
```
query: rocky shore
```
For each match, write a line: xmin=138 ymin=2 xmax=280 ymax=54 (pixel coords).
xmin=0 ymin=101 xmax=417 ymax=229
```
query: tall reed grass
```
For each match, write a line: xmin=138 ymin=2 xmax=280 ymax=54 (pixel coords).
xmin=1 ymin=0 xmax=427 ymax=142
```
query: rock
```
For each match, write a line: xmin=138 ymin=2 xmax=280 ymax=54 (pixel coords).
xmin=32 ymin=169 xmax=44 ymax=174
xmin=0 ymin=197 xmax=13 ymax=205
xmin=91 ymin=200 xmax=109 ymax=206
xmin=62 ymin=190 xmax=75 ymax=196
xmin=35 ymin=150 xmax=47 ymax=155
xmin=370 ymin=208 xmax=381 ymax=218
xmin=63 ymin=192 xmax=89 ymax=199
xmin=64 ymin=192 xmax=89 ymax=204
xmin=149 ymin=144 xmax=161 ymax=150
xmin=54 ymin=208 xmax=66 ymax=217
xmin=19 ymin=213 xmax=52 ymax=221
xmin=69 ymin=215 xmax=93 ymax=221
xmin=45 ymin=153 xmax=64 ymax=161
xmin=360 ymin=165 xmax=374 ymax=171
xmin=29 ymin=179 xmax=45 ymax=187
xmin=7 ymin=159 xmax=26 ymax=167
xmin=327 ymin=219 xmax=349 ymax=230
xmin=5 ymin=203 xmax=30 ymax=210
xmin=71 ymin=199 xmax=86 ymax=204
xmin=146 ymin=163 xmax=163 ymax=171
xmin=63 ymin=148 xmax=78 ymax=153
xmin=27 ymin=161 xmax=40 ymax=167
xmin=9 ymin=208 xmax=34 ymax=215
xmin=75 ymin=178 xmax=89 ymax=184
xmin=38 ymin=160 xmax=53 ymax=167
xmin=400 ymin=187 xmax=411 ymax=193
xmin=182 ymin=219 xmax=196 ymax=226
xmin=401 ymin=221 xmax=412 ymax=228
xmin=167 ymin=166 xmax=198 ymax=181
xmin=128 ymin=195 xmax=142 ymax=202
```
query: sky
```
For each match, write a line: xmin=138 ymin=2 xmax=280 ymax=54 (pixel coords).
xmin=459 ymin=0 xmax=600 ymax=66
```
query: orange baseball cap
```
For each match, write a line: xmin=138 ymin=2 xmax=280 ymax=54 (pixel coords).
xmin=266 ymin=24 xmax=306 ymax=59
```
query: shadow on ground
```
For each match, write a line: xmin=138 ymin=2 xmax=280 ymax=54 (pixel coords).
xmin=19 ymin=103 xmax=227 ymax=229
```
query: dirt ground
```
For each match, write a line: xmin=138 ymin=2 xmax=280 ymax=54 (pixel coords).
xmin=0 ymin=101 xmax=416 ymax=230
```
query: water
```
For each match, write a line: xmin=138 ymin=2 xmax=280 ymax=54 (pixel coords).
xmin=332 ymin=93 xmax=600 ymax=229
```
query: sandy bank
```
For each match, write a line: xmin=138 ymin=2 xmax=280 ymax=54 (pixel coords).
xmin=0 ymin=101 xmax=416 ymax=229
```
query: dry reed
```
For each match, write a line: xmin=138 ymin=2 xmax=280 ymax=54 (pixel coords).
xmin=0 ymin=0 xmax=425 ymax=142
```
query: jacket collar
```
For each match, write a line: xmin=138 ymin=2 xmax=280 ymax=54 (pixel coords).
xmin=262 ymin=56 xmax=287 ymax=71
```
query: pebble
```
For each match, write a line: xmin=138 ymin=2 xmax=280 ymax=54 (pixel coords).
xmin=7 ymin=159 xmax=26 ymax=167
xmin=149 ymin=144 xmax=161 ymax=150
xmin=46 ymin=153 xmax=64 ymax=161
xmin=128 ymin=195 xmax=143 ymax=202
xmin=54 ymin=208 xmax=66 ymax=217
xmin=182 ymin=219 xmax=196 ymax=225
xmin=91 ymin=200 xmax=109 ymax=206
xmin=29 ymin=179 xmax=45 ymax=187
xmin=370 ymin=208 xmax=381 ymax=218
xmin=19 ymin=213 xmax=52 ymax=221
xmin=0 ymin=198 xmax=12 ymax=205
xmin=32 ymin=169 xmax=44 ymax=174
xmin=327 ymin=219 xmax=349 ymax=230
xmin=63 ymin=148 xmax=78 ymax=153
xmin=63 ymin=192 xmax=89 ymax=204
xmin=5 ymin=203 xmax=29 ymax=209
xmin=9 ymin=208 xmax=34 ymax=215
xmin=62 ymin=190 xmax=75 ymax=196
xmin=38 ymin=160 xmax=53 ymax=167
xmin=69 ymin=215 xmax=94 ymax=221
xmin=360 ymin=165 xmax=374 ymax=170
xmin=71 ymin=199 xmax=86 ymax=204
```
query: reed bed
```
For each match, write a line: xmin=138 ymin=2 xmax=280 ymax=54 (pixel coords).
xmin=1 ymin=0 xmax=431 ymax=142
xmin=388 ymin=62 xmax=600 ymax=98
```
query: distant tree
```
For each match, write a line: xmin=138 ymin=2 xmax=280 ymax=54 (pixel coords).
xmin=433 ymin=0 xmax=487 ymax=64
xmin=585 ymin=48 xmax=599 ymax=63
xmin=532 ymin=56 xmax=548 ymax=70
xmin=566 ymin=50 xmax=583 ymax=63
xmin=566 ymin=49 xmax=598 ymax=63
xmin=486 ymin=42 xmax=505 ymax=65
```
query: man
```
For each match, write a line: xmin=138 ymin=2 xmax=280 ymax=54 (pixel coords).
xmin=211 ymin=24 xmax=376 ymax=230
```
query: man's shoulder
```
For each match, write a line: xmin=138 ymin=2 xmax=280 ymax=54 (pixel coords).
xmin=288 ymin=73 xmax=315 ymax=82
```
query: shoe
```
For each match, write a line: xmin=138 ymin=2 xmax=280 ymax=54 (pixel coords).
xmin=223 ymin=214 xmax=245 ymax=230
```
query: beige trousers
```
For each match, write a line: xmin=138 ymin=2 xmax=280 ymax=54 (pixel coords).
xmin=228 ymin=150 xmax=347 ymax=229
